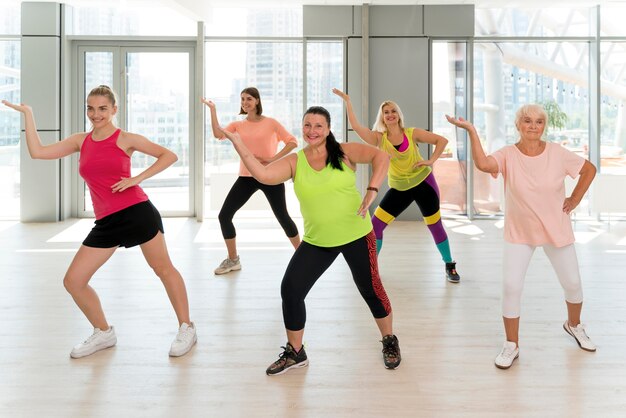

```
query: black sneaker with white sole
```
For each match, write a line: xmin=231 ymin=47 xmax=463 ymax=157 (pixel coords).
xmin=445 ymin=262 xmax=461 ymax=283
xmin=266 ymin=343 xmax=309 ymax=376
xmin=381 ymin=334 xmax=401 ymax=369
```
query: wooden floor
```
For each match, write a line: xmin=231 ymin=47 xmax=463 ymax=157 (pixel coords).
xmin=1 ymin=216 xmax=625 ymax=417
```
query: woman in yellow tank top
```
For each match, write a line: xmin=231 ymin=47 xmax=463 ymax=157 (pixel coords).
xmin=333 ymin=88 xmax=461 ymax=283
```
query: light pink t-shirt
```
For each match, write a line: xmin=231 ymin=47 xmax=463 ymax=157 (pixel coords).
xmin=225 ymin=117 xmax=297 ymax=177
xmin=491 ymin=142 xmax=585 ymax=247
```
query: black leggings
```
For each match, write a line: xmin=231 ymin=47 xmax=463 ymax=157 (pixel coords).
xmin=218 ymin=176 xmax=299 ymax=240
xmin=280 ymin=231 xmax=392 ymax=331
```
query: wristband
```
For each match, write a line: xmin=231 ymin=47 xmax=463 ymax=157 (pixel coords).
xmin=366 ymin=187 xmax=378 ymax=193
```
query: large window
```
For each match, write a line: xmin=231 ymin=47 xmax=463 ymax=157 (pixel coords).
xmin=0 ymin=3 xmax=20 ymax=219
xmin=67 ymin=5 xmax=196 ymax=36
xmin=600 ymin=41 xmax=626 ymax=175
xmin=306 ymin=41 xmax=344 ymax=140
xmin=432 ymin=42 xmax=468 ymax=215
xmin=204 ymin=41 xmax=303 ymax=217
xmin=473 ymin=41 xmax=590 ymax=215
xmin=80 ymin=47 xmax=193 ymax=216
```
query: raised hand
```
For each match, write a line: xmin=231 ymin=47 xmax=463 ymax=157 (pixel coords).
xmin=445 ymin=114 xmax=473 ymax=131
xmin=200 ymin=97 xmax=216 ymax=110
xmin=332 ymin=88 xmax=350 ymax=102
xmin=2 ymin=100 xmax=32 ymax=114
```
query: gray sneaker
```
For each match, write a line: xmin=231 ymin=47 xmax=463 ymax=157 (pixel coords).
xmin=214 ymin=256 xmax=241 ymax=275
xmin=70 ymin=326 xmax=117 ymax=358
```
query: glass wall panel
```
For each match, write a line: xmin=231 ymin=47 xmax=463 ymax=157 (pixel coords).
xmin=473 ymin=41 xmax=590 ymax=215
xmin=475 ymin=8 xmax=590 ymax=37
xmin=306 ymin=41 xmax=344 ymax=141
xmin=432 ymin=42 xmax=467 ymax=215
xmin=0 ymin=40 xmax=20 ymax=219
xmin=126 ymin=52 xmax=191 ymax=213
xmin=205 ymin=7 xmax=302 ymax=37
xmin=204 ymin=41 xmax=303 ymax=217
xmin=600 ymin=41 xmax=626 ymax=175
xmin=68 ymin=5 xmax=196 ymax=36
xmin=601 ymin=6 xmax=626 ymax=36
xmin=0 ymin=4 xmax=20 ymax=35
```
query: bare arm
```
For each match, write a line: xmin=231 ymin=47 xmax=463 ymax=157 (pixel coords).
xmin=220 ymin=129 xmax=295 ymax=185
xmin=200 ymin=97 xmax=225 ymax=139
xmin=2 ymin=100 xmax=81 ymax=159
xmin=341 ymin=142 xmax=390 ymax=217
xmin=445 ymin=115 xmax=499 ymax=174
xmin=332 ymin=88 xmax=381 ymax=146
xmin=563 ymin=159 xmax=596 ymax=215
xmin=267 ymin=142 xmax=297 ymax=163
xmin=411 ymin=128 xmax=448 ymax=167
xmin=112 ymin=132 xmax=178 ymax=193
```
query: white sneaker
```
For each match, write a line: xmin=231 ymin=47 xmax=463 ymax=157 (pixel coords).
xmin=563 ymin=321 xmax=596 ymax=352
xmin=214 ymin=256 xmax=241 ymax=275
xmin=169 ymin=322 xmax=197 ymax=357
xmin=494 ymin=341 xmax=519 ymax=369
xmin=70 ymin=326 xmax=117 ymax=359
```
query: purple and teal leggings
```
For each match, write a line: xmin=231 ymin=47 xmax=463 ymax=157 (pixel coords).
xmin=371 ymin=173 xmax=453 ymax=263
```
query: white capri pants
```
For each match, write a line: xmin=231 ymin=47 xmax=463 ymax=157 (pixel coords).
xmin=502 ymin=242 xmax=584 ymax=318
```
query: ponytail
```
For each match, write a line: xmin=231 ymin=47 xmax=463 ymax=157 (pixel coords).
xmin=304 ymin=106 xmax=345 ymax=171
xmin=325 ymin=130 xmax=345 ymax=170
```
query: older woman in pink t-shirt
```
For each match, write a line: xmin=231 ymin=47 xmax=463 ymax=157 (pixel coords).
xmin=202 ymin=87 xmax=301 ymax=275
xmin=447 ymin=104 xmax=596 ymax=370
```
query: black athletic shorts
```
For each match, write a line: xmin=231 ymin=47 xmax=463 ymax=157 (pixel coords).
xmin=82 ymin=200 xmax=164 ymax=248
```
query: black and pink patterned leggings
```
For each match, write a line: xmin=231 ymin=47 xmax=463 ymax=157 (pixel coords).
xmin=280 ymin=230 xmax=392 ymax=331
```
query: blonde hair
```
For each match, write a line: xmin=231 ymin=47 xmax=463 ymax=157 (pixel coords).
xmin=87 ymin=85 xmax=117 ymax=107
xmin=514 ymin=104 xmax=548 ymax=130
xmin=372 ymin=100 xmax=405 ymax=133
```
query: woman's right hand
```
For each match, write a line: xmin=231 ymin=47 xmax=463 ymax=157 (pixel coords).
xmin=332 ymin=88 xmax=350 ymax=102
xmin=2 ymin=100 xmax=32 ymax=114
xmin=200 ymin=97 xmax=216 ymax=110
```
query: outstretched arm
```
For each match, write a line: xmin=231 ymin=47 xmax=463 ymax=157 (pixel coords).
xmin=201 ymin=97 xmax=226 ymax=139
xmin=341 ymin=142 xmax=390 ymax=217
xmin=2 ymin=100 xmax=81 ymax=159
xmin=445 ymin=115 xmax=498 ymax=174
xmin=332 ymin=88 xmax=381 ymax=146
xmin=563 ymin=160 xmax=596 ymax=215
xmin=220 ymin=128 xmax=295 ymax=185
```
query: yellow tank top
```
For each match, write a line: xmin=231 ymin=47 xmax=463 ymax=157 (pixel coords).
xmin=294 ymin=150 xmax=372 ymax=247
xmin=380 ymin=127 xmax=432 ymax=191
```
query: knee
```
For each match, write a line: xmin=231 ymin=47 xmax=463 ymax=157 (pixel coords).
xmin=63 ymin=273 xmax=84 ymax=294
xmin=151 ymin=262 xmax=177 ymax=281
xmin=217 ymin=210 xmax=232 ymax=225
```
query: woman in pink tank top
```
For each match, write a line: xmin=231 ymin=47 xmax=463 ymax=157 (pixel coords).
xmin=2 ymin=85 xmax=197 ymax=359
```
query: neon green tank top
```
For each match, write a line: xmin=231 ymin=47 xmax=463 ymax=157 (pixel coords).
xmin=294 ymin=150 xmax=372 ymax=247
xmin=380 ymin=127 xmax=432 ymax=191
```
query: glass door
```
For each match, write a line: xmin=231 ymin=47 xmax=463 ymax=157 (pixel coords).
xmin=77 ymin=45 xmax=194 ymax=217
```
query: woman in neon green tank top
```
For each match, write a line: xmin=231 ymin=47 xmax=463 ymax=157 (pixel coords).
xmin=218 ymin=106 xmax=402 ymax=375
xmin=334 ymin=88 xmax=461 ymax=283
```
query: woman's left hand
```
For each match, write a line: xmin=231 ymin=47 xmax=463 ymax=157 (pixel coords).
xmin=357 ymin=189 xmax=377 ymax=218
xmin=111 ymin=177 xmax=140 ymax=193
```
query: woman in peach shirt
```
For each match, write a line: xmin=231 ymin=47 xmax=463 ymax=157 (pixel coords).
xmin=447 ymin=104 xmax=596 ymax=370
xmin=202 ymin=87 xmax=300 ymax=274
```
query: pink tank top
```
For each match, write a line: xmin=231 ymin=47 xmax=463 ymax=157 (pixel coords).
xmin=79 ymin=129 xmax=149 ymax=220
